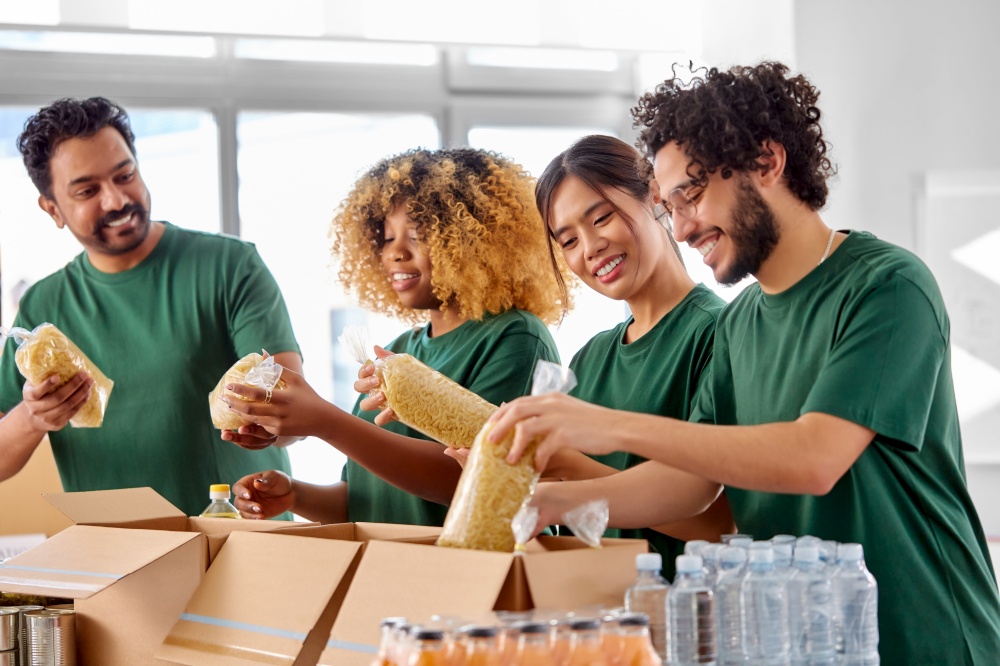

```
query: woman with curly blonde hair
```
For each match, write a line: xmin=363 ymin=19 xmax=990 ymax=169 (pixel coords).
xmin=224 ymin=147 xmax=569 ymax=527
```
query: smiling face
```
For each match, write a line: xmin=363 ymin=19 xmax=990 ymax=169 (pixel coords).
xmin=39 ymin=126 xmax=153 ymax=261
xmin=653 ymin=142 xmax=779 ymax=286
xmin=548 ymin=174 xmax=666 ymax=303
xmin=380 ymin=204 xmax=441 ymax=311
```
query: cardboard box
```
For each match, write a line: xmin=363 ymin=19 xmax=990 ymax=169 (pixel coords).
xmin=319 ymin=535 xmax=648 ymax=665
xmin=0 ymin=436 xmax=72 ymax=538
xmin=157 ymin=523 xmax=443 ymax=666
xmin=0 ymin=487 xmax=324 ymax=665
xmin=0 ymin=524 xmax=205 ymax=664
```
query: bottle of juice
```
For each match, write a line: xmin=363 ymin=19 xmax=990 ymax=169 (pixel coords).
xmin=408 ymin=628 xmax=448 ymax=666
xmin=614 ymin=613 xmax=661 ymax=666
xmin=513 ymin=622 xmax=557 ymax=666
xmin=600 ymin=614 xmax=623 ymax=666
xmin=462 ymin=625 xmax=501 ymax=666
xmin=199 ymin=484 xmax=242 ymax=518
xmin=372 ymin=617 xmax=407 ymax=666
xmin=565 ymin=618 xmax=608 ymax=666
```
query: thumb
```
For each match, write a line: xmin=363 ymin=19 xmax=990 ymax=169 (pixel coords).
xmin=373 ymin=345 xmax=394 ymax=359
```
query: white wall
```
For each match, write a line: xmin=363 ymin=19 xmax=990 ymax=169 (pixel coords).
xmin=794 ymin=0 xmax=1000 ymax=538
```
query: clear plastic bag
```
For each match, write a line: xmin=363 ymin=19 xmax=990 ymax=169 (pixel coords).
xmin=208 ymin=352 xmax=284 ymax=429
xmin=437 ymin=361 xmax=577 ymax=552
xmin=339 ymin=325 xmax=496 ymax=449
xmin=1 ymin=322 xmax=114 ymax=428
xmin=509 ymin=498 xmax=609 ymax=552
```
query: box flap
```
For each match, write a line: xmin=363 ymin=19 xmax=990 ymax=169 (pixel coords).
xmin=353 ymin=522 xmax=442 ymax=542
xmin=43 ymin=487 xmax=187 ymax=530
xmin=187 ymin=516 xmax=323 ymax=563
xmin=0 ymin=524 xmax=202 ymax=600
xmin=522 ymin=536 xmax=647 ymax=610
xmin=157 ymin=530 xmax=362 ymax=665
xmin=324 ymin=541 xmax=514 ymax=664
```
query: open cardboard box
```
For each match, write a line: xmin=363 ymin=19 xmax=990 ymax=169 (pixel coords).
xmin=319 ymin=535 xmax=648 ymax=666
xmin=0 ymin=487 xmax=329 ymax=665
xmin=157 ymin=523 xmax=443 ymax=665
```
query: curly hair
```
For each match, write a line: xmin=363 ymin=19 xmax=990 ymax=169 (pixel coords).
xmin=330 ymin=147 xmax=572 ymax=326
xmin=632 ymin=61 xmax=835 ymax=210
xmin=17 ymin=97 xmax=136 ymax=199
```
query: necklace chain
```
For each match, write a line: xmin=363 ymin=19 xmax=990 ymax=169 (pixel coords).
xmin=818 ymin=228 xmax=837 ymax=265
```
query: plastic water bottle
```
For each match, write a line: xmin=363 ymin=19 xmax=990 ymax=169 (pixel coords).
xmin=625 ymin=552 xmax=670 ymax=662
xmin=669 ymin=554 xmax=716 ymax=665
xmin=832 ymin=543 xmax=879 ymax=665
xmin=685 ymin=540 xmax=711 ymax=558
xmin=786 ymin=545 xmax=835 ymax=666
xmin=715 ymin=546 xmax=749 ymax=666
xmin=741 ymin=546 xmax=790 ymax=665
xmin=703 ymin=543 xmax=724 ymax=587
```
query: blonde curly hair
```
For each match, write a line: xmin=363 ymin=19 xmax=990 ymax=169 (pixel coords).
xmin=331 ymin=147 xmax=572 ymax=325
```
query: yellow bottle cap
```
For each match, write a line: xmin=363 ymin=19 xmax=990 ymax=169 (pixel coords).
xmin=209 ymin=484 xmax=230 ymax=493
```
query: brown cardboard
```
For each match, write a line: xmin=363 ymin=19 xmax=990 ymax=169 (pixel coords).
xmin=157 ymin=531 xmax=363 ymax=666
xmin=0 ymin=436 xmax=72 ymax=537
xmin=0 ymin=524 xmax=205 ymax=664
xmin=319 ymin=535 xmax=647 ymax=666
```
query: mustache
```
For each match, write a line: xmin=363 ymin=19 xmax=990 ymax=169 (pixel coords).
xmin=96 ymin=203 xmax=146 ymax=229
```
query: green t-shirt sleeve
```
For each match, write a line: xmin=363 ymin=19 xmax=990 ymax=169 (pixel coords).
xmin=0 ymin=313 xmax=30 ymax=413
xmin=467 ymin=332 xmax=559 ymax=406
xmin=801 ymin=275 xmax=946 ymax=452
xmin=227 ymin=246 xmax=300 ymax=359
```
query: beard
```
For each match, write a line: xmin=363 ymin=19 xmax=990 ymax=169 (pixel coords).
xmin=717 ymin=175 xmax=780 ymax=286
xmin=92 ymin=199 xmax=152 ymax=255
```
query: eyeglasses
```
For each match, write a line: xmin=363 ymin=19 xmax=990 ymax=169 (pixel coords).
xmin=659 ymin=184 xmax=701 ymax=224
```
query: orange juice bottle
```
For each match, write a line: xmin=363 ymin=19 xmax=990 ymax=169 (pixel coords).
xmin=373 ymin=617 xmax=407 ymax=666
xmin=513 ymin=621 xmax=557 ymax=666
xmin=409 ymin=628 xmax=449 ymax=666
xmin=462 ymin=626 xmax=501 ymax=666
xmin=614 ymin=613 xmax=661 ymax=666
xmin=550 ymin=617 xmax=574 ymax=666
xmin=600 ymin=614 xmax=624 ymax=666
xmin=565 ymin=618 xmax=608 ymax=666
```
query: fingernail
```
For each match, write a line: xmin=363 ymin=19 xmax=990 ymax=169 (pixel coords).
xmin=252 ymin=506 xmax=261 ymax=513
xmin=226 ymin=384 xmax=234 ymax=391
xmin=242 ymin=492 xmax=250 ymax=498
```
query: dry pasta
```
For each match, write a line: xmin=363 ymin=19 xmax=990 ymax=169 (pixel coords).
xmin=12 ymin=323 xmax=113 ymax=428
xmin=208 ymin=352 xmax=285 ymax=429
xmin=436 ymin=419 xmax=540 ymax=552
xmin=377 ymin=353 xmax=497 ymax=449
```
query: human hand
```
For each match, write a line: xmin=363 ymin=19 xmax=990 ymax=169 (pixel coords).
xmin=487 ymin=393 xmax=620 ymax=473
xmin=442 ymin=446 xmax=471 ymax=469
xmin=21 ymin=372 xmax=94 ymax=433
xmin=222 ymin=365 xmax=331 ymax=439
xmin=232 ymin=469 xmax=295 ymax=519
xmin=354 ymin=345 xmax=397 ymax=426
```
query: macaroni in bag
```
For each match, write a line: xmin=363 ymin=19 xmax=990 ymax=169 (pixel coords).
xmin=437 ymin=361 xmax=577 ymax=552
xmin=208 ymin=352 xmax=285 ymax=429
xmin=340 ymin=326 xmax=496 ymax=448
xmin=5 ymin=322 xmax=114 ymax=428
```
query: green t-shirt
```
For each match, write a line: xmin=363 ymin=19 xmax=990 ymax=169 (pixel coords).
xmin=343 ymin=309 xmax=560 ymax=526
xmin=0 ymin=223 xmax=299 ymax=517
xmin=568 ymin=283 xmax=723 ymax=578
xmin=692 ymin=231 xmax=1000 ymax=665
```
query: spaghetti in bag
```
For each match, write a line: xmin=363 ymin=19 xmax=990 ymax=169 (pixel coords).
xmin=208 ymin=352 xmax=285 ymax=429
xmin=4 ymin=322 xmax=114 ymax=428
xmin=437 ymin=361 xmax=577 ymax=552
xmin=339 ymin=325 xmax=496 ymax=449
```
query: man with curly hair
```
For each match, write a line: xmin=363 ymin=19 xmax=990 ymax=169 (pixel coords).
xmin=490 ymin=62 xmax=1000 ymax=663
xmin=0 ymin=97 xmax=303 ymax=517
xmin=226 ymin=147 xmax=568 ymax=528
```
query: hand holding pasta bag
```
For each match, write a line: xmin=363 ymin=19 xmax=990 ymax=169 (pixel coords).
xmin=1 ymin=322 xmax=114 ymax=428
xmin=510 ymin=498 xmax=610 ymax=552
xmin=339 ymin=324 xmax=497 ymax=448
xmin=208 ymin=352 xmax=285 ymax=430
xmin=437 ymin=360 xmax=578 ymax=552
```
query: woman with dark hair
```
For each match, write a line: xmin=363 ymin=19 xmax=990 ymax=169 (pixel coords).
xmin=527 ymin=134 xmax=733 ymax=575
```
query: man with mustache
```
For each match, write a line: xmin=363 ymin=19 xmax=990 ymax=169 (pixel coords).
xmin=0 ymin=97 xmax=302 ymax=517
xmin=490 ymin=62 xmax=1000 ymax=664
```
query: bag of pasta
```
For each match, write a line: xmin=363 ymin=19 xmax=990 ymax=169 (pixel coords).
xmin=339 ymin=325 xmax=496 ymax=449
xmin=208 ymin=352 xmax=285 ymax=429
xmin=2 ymin=322 xmax=114 ymax=428
xmin=437 ymin=361 xmax=577 ymax=552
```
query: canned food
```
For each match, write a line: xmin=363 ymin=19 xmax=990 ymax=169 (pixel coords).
xmin=26 ymin=609 xmax=76 ymax=666
xmin=0 ymin=648 xmax=17 ymax=666
xmin=17 ymin=606 xmax=45 ymax=666
xmin=0 ymin=609 xmax=17 ymax=651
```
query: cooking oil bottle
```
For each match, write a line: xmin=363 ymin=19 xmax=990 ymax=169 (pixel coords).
xmin=199 ymin=484 xmax=242 ymax=518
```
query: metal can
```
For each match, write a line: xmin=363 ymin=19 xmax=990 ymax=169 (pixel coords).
xmin=0 ymin=648 xmax=17 ymax=666
xmin=0 ymin=609 xmax=17 ymax=651
xmin=17 ymin=606 xmax=45 ymax=666
xmin=25 ymin=609 xmax=76 ymax=666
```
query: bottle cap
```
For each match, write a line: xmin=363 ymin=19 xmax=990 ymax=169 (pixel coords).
xmin=569 ymin=618 xmax=601 ymax=631
xmin=838 ymin=542 xmax=863 ymax=562
xmin=794 ymin=545 xmax=820 ymax=563
xmin=517 ymin=621 xmax=551 ymax=635
xmin=616 ymin=612 xmax=650 ymax=627
xmin=748 ymin=547 xmax=774 ymax=564
xmin=635 ymin=552 xmax=663 ymax=571
xmin=466 ymin=626 xmax=498 ymax=638
xmin=683 ymin=539 xmax=710 ymax=556
xmin=720 ymin=545 xmax=747 ymax=565
xmin=675 ymin=554 xmax=702 ymax=573
xmin=209 ymin=483 xmax=230 ymax=493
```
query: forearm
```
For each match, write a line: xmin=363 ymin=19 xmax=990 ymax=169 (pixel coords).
xmin=544 ymin=450 xmax=620 ymax=482
xmin=289 ymin=479 xmax=349 ymax=524
xmin=649 ymin=491 xmax=735 ymax=542
xmin=0 ymin=406 xmax=48 ymax=481
xmin=617 ymin=412 xmax=872 ymax=495
xmin=316 ymin=410 xmax=462 ymax=506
